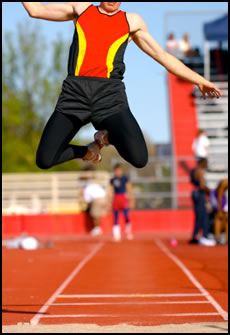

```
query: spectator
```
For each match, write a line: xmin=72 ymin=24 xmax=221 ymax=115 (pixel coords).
xmin=166 ymin=33 xmax=178 ymax=56
xmin=178 ymin=33 xmax=194 ymax=59
xmin=192 ymin=129 xmax=210 ymax=162
xmin=81 ymin=174 xmax=107 ymax=236
xmin=108 ymin=164 xmax=135 ymax=242
xmin=214 ymin=178 xmax=228 ymax=244
xmin=189 ymin=158 xmax=216 ymax=246
xmin=193 ymin=47 xmax=201 ymax=58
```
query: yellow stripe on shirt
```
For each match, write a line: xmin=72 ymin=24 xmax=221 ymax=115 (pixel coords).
xmin=75 ymin=22 xmax=87 ymax=76
xmin=106 ymin=33 xmax=129 ymax=79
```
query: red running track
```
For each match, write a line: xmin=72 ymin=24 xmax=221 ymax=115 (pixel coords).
xmin=2 ymin=234 xmax=228 ymax=327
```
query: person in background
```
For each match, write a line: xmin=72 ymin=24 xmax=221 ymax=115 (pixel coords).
xmin=189 ymin=158 xmax=216 ymax=246
xmin=108 ymin=164 xmax=135 ymax=242
xmin=178 ymin=33 xmax=194 ymax=59
xmin=214 ymin=178 xmax=228 ymax=244
xmin=192 ymin=129 xmax=210 ymax=162
xmin=166 ymin=33 xmax=178 ymax=56
xmin=81 ymin=171 xmax=107 ymax=236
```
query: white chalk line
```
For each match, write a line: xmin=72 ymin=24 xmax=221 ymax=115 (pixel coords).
xmin=34 ymin=312 xmax=221 ymax=319
xmin=48 ymin=301 xmax=209 ymax=306
xmin=57 ymin=293 xmax=206 ymax=298
xmin=155 ymin=240 xmax=228 ymax=321
xmin=30 ymin=242 xmax=104 ymax=326
xmin=30 ymin=239 xmax=227 ymax=325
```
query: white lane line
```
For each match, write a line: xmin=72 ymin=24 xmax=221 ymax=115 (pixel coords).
xmin=156 ymin=313 xmax=221 ymax=317
xmin=155 ymin=240 xmax=228 ymax=321
xmin=49 ymin=301 xmax=209 ymax=306
xmin=34 ymin=312 xmax=221 ymax=319
xmin=30 ymin=242 xmax=104 ymax=326
xmin=57 ymin=293 xmax=205 ymax=298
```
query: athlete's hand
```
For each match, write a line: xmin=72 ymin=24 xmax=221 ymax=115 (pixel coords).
xmin=129 ymin=198 xmax=135 ymax=210
xmin=106 ymin=202 xmax=112 ymax=213
xmin=198 ymin=82 xmax=222 ymax=100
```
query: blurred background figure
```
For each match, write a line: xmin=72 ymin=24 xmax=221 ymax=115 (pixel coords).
xmin=189 ymin=158 xmax=216 ymax=246
xmin=82 ymin=172 xmax=107 ymax=236
xmin=192 ymin=129 xmax=210 ymax=162
xmin=166 ymin=33 xmax=178 ymax=56
xmin=178 ymin=33 xmax=194 ymax=59
xmin=108 ymin=164 xmax=135 ymax=242
xmin=2 ymin=233 xmax=52 ymax=250
xmin=213 ymin=178 xmax=228 ymax=244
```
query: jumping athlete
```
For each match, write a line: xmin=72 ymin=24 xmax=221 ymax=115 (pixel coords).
xmin=22 ymin=2 xmax=222 ymax=169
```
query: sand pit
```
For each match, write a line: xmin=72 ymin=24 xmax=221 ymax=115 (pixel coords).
xmin=2 ymin=322 xmax=228 ymax=333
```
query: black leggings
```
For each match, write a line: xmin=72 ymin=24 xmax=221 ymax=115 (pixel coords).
xmin=36 ymin=110 xmax=148 ymax=169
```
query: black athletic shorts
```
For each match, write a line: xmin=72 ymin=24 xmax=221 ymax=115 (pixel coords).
xmin=55 ymin=75 xmax=130 ymax=129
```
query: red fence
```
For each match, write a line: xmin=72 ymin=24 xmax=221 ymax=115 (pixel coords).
xmin=2 ymin=210 xmax=194 ymax=236
xmin=168 ymin=73 xmax=198 ymax=208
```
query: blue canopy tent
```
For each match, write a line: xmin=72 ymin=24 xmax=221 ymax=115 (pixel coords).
xmin=204 ymin=14 xmax=228 ymax=41
xmin=203 ymin=14 xmax=228 ymax=80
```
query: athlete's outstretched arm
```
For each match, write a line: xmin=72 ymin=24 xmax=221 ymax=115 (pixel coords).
xmin=127 ymin=13 xmax=222 ymax=100
xmin=22 ymin=2 xmax=91 ymax=22
xmin=22 ymin=2 xmax=76 ymax=21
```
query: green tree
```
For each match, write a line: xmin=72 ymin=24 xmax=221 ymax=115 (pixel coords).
xmin=2 ymin=21 xmax=82 ymax=172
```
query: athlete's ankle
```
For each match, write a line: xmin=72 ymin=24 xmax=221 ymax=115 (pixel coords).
xmin=94 ymin=130 xmax=110 ymax=148
xmin=83 ymin=149 xmax=92 ymax=160
xmin=104 ymin=132 xmax=109 ymax=145
xmin=100 ymin=130 xmax=109 ymax=145
xmin=83 ymin=142 xmax=102 ymax=163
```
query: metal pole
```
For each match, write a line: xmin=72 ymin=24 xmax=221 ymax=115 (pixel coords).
xmin=166 ymin=73 xmax=178 ymax=209
xmin=52 ymin=173 xmax=59 ymax=214
xmin=204 ymin=41 xmax=210 ymax=81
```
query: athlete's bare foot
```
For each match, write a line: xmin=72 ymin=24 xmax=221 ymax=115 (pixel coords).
xmin=83 ymin=142 xmax=102 ymax=164
xmin=94 ymin=130 xmax=109 ymax=149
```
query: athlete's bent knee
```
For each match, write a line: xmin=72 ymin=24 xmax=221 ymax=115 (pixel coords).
xmin=132 ymin=153 xmax=148 ymax=169
xmin=133 ymin=159 xmax=148 ymax=169
xmin=36 ymin=152 xmax=54 ymax=170
xmin=36 ymin=158 xmax=53 ymax=170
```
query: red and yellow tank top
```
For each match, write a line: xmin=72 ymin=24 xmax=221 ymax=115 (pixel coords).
xmin=68 ymin=5 xmax=130 ymax=80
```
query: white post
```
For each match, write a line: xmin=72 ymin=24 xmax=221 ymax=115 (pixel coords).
xmin=204 ymin=41 xmax=210 ymax=81
xmin=52 ymin=174 xmax=59 ymax=214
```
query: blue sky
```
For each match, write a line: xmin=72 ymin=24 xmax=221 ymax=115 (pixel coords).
xmin=2 ymin=2 xmax=228 ymax=143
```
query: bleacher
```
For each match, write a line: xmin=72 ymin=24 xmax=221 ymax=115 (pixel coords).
xmin=2 ymin=171 xmax=110 ymax=215
xmin=193 ymin=80 xmax=228 ymax=188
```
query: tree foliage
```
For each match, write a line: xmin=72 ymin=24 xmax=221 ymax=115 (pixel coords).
xmin=2 ymin=20 xmax=82 ymax=172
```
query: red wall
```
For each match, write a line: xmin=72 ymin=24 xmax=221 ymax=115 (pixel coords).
xmin=2 ymin=210 xmax=194 ymax=236
xmin=168 ymin=73 xmax=198 ymax=207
